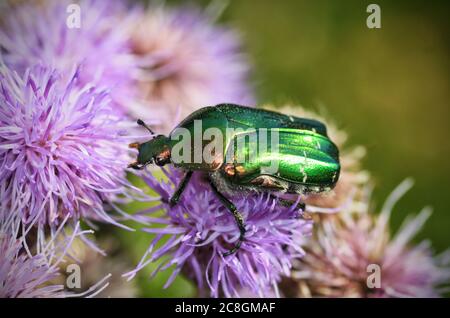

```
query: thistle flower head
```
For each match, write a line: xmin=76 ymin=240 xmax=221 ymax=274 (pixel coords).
xmin=125 ymin=169 xmax=312 ymax=297
xmin=0 ymin=62 xmax=137 ymax=232
xmin=129 ymin=4 xmax=254 ymax=132
xmin=0 ymin=0 xmax=139 ymax=114
xmin=284 ymin=179 xmax=450 ymax=297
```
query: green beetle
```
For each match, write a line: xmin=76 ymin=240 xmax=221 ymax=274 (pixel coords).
xmin=129 ymin=104 xmax=340 ymax=255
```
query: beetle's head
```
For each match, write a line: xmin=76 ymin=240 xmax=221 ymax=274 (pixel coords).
xmin=128 ymin=120 xmax=172 ymax=170
xmin=128 ymin=135 xmax=172 ymax=169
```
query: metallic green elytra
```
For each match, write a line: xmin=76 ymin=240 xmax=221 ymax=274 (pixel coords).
xmin=129 ymin=104 xmax=340 ymax=255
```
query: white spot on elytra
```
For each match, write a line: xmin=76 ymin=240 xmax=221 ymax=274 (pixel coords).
xmin=300 ymin=165 xmax=308 ymax=183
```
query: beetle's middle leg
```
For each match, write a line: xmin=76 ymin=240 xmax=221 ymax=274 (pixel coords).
xmin=268 ymin=194 xmax=306 ymax=211
xmin=267 ymin=194 xmax=313 ymax=220
xmin=208 ymin=179 xmax=246 ymax=256
xmin=165 ymin=170 xmax=193 ymax=207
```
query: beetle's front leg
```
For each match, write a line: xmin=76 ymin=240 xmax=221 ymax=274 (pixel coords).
xmin=128 ymin=161 xmax=144 ymax=170
xmin=208 ymin=179 xmax=246 ymax=256
xmin=166 ymin=170 xmax=193 ymax=207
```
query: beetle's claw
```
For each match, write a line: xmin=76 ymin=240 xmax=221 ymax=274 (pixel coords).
xmin=169 ymin=198 xmax=178 ymax=208
xmin=223 ymin=238 xmax=243 ymax=257
xmin=129 ymin=142 xmax=140 ymax=149
xmin=223 ymin=232 xmax=245 ymax=257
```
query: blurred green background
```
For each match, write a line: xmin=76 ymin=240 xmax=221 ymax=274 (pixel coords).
xmin=116 ymin=0 xmax=450 ymax=297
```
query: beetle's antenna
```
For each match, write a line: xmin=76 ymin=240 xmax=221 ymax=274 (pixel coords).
xmin=137 ymin=119 xmax=155 ymax=136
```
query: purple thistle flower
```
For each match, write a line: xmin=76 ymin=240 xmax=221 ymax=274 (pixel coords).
xmin=0 ymin=61 xmax=140 ymax=235
xmin=129 ymin=3 xmax=254 ymax=132
xmin=0 ymin=212 xmax=64 ymax=298
xmin=0 ymin=213 xmax=110 ymax=298
xmin=283 ymin=179 xmax=450 ymax=298
xmin=0 ymin=234 xmax=64 ymax=298
xmin=124 ymin=169 xmax=312 ymax=297
xmin=0 ymin=0 xmax=139 ymax=115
